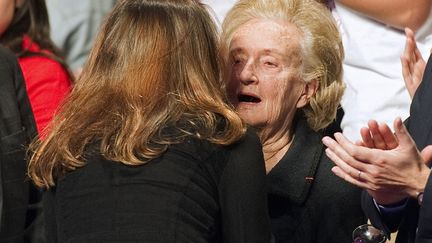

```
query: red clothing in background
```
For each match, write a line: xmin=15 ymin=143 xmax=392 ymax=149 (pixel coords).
xmin=18 ymin=36 xmax=72 ymax=135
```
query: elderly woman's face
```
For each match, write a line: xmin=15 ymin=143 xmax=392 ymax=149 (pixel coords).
xmin=227 ymin=19 xmax=306 ymax=129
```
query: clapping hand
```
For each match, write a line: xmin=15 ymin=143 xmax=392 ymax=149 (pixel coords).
xmin=401 ymin=27 xmax=426 ymax=99
xmin=322 ymin=118 xmax=432 ymax=205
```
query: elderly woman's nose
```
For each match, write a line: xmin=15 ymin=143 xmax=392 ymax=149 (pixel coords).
xmin=239 ymin=62 xmax=258 ymax=84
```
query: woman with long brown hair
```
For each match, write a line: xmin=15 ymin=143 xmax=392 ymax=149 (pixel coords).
xmin=28 ymin=0 xmax=273 ymax=242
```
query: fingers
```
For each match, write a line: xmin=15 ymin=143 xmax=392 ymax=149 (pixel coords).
xmin=367 ymin=120 xmax=386 ymax=149
xmin=392 ymin=117 xmax=415 ymax=147
xmin=359 ymin=120 xmax=398 ymax=150
xmin=404 ymin=28 xmax=416 ymax=57
xmin=322 ymin=134 xmax=371 ymax=170
xmin=322 ymin=138 xmax=371 ymax=184
xmin=360 ymin=127 xmax=374 ymax=148
xmin=420 ymin=145 xmax=432 ymax=165
xmin=414 ymin=46 xmax=423 ymax=63
xmin=405 ymin=27 xmax=414 ymax=39
xmin=401 ymin=60 xmax=417 ymax=98
xmin=355 ymin=140 xmax=365 ymax=146
xmin=322 ymin=135 xmax=382 ymax=191
xmin=331 ymin=166 xmax=372 ymax=190
xmin=401 ymin=27 xmax=423 ymax=98
xmin=377 ymin=122 xmax=398 ymax=149
xmin=333 ymin=133 xmax=382 ymax=164
xmin=404 ymin=29 xmax=416 ymax=72
xmin=401 ymin=56 xmax=412 ymax=87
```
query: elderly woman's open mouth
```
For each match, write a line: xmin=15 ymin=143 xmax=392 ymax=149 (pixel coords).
xmin=238 ymin=92 xmax=262 ymax=103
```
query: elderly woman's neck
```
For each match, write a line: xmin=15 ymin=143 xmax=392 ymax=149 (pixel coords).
xmin=258 ymin=128 xmax=295 ymax=174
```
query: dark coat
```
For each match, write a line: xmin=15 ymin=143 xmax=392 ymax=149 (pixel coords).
xmin=267 ymin=117 xmax=366 ymax=243
xmin=362 ymin=54 xmax=432 ymax=243
xmin=414 ymin=53 xmax=432 ymax=243
xmin=43 ymin=129 xmax=273 ymax=243
xmin=0 ymin=46 xmax=38 ymax=242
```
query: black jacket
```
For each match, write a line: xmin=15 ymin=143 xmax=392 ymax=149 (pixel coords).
xmin=267 ymin=117 xmax=366 ymax=243
xmin=43 ymin=129 xmax=273 ymax=243
xmin=363 ymin=54 xmax=432 ymax=243
xmin=0 ymin=46 xmax=38 ymax=242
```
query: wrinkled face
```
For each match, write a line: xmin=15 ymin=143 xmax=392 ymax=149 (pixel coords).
xmin=227 ymin=19 xmax=306 ymax=130
xmin=0 ymin=0 xmax=15 ymax=36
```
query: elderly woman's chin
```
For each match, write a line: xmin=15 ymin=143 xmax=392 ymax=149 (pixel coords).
xmin=236 ymin=104 xmax=267 ymax=128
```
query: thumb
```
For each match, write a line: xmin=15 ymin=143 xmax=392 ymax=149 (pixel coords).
xmin=421 ymin=145 xmax=432 ymax=165
xmin=393 ymin=117 xmax=414 ymax=147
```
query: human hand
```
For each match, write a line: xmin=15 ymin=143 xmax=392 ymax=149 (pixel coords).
xmin=356 ymin=120 xmax=400 ymax=202
xmin=401 ymin=27 xmax=426 ymax=99
xmin=322 ymin=117 xmax=432 ymax=205
xmin=357 ymin=120 xmax=398 ymax=150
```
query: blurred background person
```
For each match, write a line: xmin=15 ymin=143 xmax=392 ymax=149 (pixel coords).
xmin=28 ymin=0 xmax=273 ymax=242
xmin=203 ymin=0 xmax=334 ymax=29
xmin=323 ymin=33 xmax=432 ymax=243
xmin=332 ymin=0 xmax=432 ymax=141
xmin=221 ymin=0 xmax=366 ymax=242
xmin=0 ymin=1 xmax=72 ymax=242
xmin=0 ymin=46 xmax=38 ymax=243
xmin=46 ymin=0 xmax=117 ymax=76
xmin=202 ymin=0 xmax=236 ymax=27
xmin=0 ymin=0 xmax=73 ymax=136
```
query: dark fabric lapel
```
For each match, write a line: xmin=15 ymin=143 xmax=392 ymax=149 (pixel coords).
xmin=266 ymin=118 xmax=323 ymax=205
xmin=0 ymin=46 xmax=37 ymax=238
xmin=408 ymin=54 xmax=432 ymax=242
xmin=408 ymin=53 xmax=432 ymax=151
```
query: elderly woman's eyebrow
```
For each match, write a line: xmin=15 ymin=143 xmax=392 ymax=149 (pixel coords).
xmin=229 ymin=47 xmax=285 ymax=57
xmin=261 ymin=48 xmax=285 ymax=56
xmin=229 ymin=47 xmax=245 ymax=55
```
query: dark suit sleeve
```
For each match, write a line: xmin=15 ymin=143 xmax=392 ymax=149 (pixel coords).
xmin=362 ymin=191 xmax=417 ymax=232
xmin=409 ymin=54 xmax=432 ymax=241
xmin=417 ymin=173 xmax=432 ymax=240
xmin=218 ymin=129 xmax=273 ymax=243
xmin=362 ymin=54 xmax=432 ymax=242
xmin=361 ymin=192 xmax=392 ymax=236
xmin=408 ymin=53 xmax=432 ymax=151
xmin=0 ymin=46 xmax=40 ymax=242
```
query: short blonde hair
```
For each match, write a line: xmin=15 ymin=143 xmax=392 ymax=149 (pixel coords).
xmin=221 ymin=0 xmax=344 ymax=131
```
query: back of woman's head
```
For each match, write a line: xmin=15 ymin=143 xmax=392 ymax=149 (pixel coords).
xmin=221 ymin=0 xmax=344 ymax=131
xmin=83 ymin=0 xmax=224 ymax=110
xmin=29 ymin=0 xmax=245 ymax=188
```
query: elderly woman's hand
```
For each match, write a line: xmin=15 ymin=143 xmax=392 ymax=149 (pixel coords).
xmin=401 ymin=27 xmax=426 ymax=99
xmin=322 ymin=118 xmax=432 ymax=205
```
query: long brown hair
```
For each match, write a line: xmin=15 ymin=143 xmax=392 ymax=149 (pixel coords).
xmin=28 ymin=0 xmax=246 ymax=188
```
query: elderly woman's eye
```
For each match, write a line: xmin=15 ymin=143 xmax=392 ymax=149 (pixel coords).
xmin=265 ymin=61 xmax=277 ymax=67
xmin=232 ymin=58 xmax=243 ymax=65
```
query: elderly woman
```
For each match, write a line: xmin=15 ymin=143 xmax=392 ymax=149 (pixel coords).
xmin=220 ymin=0 xmax=366 ymax=242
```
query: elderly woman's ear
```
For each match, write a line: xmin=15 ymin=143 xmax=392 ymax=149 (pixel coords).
xmin=296 ymin=79 xmax=319 ymax=108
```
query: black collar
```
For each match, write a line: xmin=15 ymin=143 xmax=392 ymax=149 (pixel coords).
xmin=266 ymin=118 xmax=324 ymax=205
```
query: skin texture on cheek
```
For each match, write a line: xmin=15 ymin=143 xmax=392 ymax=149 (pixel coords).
xmin=265 ymin=70 xmax=304 ymax=127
